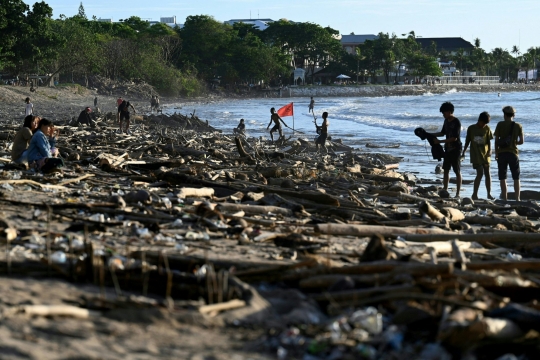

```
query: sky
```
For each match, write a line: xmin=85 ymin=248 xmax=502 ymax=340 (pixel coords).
xmin=28 ymin=0 xmax=540 ymax=53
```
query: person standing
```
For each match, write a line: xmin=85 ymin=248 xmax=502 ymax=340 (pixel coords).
xmin=314 ymin=112 xmax=329 ymax=154
xmin=94 ymin=96 xmax=98 ymax=108
xmin=308 ymin=97 xmax=315 ymax=113
xmin=266 ymin=107 xmax=288 ymax=142
xmin=119 ymin=101 xmax=136 ymax=134
xmin=24 ymin=97 xmax=34 ymax=117
xmin=116 ymin=97 xmax=123 ymax=122
xmin=150 ymin=96 xmax=156 ymax=112
xmin=494 ymin=106 xmax=524 ymax=201
xmin=461 ymin=111 xmax=494 ymax=200
xmin=429 ymin=102 xmax=462 ymax=197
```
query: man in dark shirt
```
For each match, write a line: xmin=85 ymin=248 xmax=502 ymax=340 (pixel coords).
xmin=429 ymin=102 xmax=462 ymax=197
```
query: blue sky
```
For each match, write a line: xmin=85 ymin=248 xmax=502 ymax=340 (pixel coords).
xmin=28 ymin=0 xmax=540 ymax=53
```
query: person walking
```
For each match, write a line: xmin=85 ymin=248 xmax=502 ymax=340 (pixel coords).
xmin=461 ymin=111 xmax=494 ymax=200
xmin=429 ymin=102 xmax=462 ymax=197
xmin=119 ymin=101 xmax=136 ymax=134
xmin=308 ymin=97 xmax=315 ymax=113
xmin=314 ymin=112 xmax=329 ymax=154
xmin=494 ymin=106 xmax=524 ymax=201
xmin=267 ymin=107 xmax=288 ymax=143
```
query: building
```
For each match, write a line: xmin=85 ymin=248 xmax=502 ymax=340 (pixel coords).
xmin=415 ymin=37 xmax=475 ymax=55
xmin=224 ymin=18 xmax=275 ymax=30
xmin=340 ymin=34 xmax=378 ymax=54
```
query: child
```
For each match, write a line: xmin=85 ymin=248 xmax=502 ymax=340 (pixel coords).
xmin=462 ymin=111 xmax=494 ymax=200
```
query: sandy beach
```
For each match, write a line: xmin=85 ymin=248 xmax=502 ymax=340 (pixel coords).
xmin=0 ymin=83 xmax=539 ymax=359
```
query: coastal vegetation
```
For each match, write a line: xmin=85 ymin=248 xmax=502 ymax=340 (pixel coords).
xmin=0 ymin=1 xmax=538 ymax=96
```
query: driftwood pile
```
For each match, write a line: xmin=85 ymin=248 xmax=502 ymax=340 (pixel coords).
xmin=0 ymin=112 xmax=539 ymax=359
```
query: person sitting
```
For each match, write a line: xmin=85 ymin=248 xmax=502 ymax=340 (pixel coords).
xmin=233 ymin=119 xmax=246 ymax=135
xmin=77 ymin=107 xmax=94 ymax=127
xmin=27 ymin=119 xmax=64 ymax=174
xmin=11 ymin=115 xmax=39 ymax=164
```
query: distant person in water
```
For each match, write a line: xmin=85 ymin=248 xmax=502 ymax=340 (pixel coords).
xmin=462 ymin=111 xmax=494 ymax=200
xmin=314 ymin=112 xmax=329 ymax=154
xmin=233 ymin=118 xmax=246 ymax=135
xmin=308 ymin=97 xmax=315 ymax=113
xmin=267 ymin=107 xmax=288 ymax=142
xmin=429 ymin=101 xmax=462 ymax=197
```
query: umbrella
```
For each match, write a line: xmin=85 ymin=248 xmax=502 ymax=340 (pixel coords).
xmin=336 ymin=74 xmax=351 ymax=79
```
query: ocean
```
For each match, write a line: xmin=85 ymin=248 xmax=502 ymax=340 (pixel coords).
xmin=165 ymin=89 xmax=540 ymax=199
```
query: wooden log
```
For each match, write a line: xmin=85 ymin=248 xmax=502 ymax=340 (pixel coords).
xmin=217 ymin=203 xmax=292 ymax=217
xmin=198 ymin=299 xmax=246 ymax=314
xmin=419 ymin=201 xmax=445 ymax=221
xmin=441 ymin=207 xmax=465 ymax=221
xmin=177 ymin=187 xmax=215 ymax=199
xmin=310 ymin=284 xmax=420 ymax=302
xmin=15 ymin=305 xmax=100 ymax=319
xmin=399 ymin=233 xmax=540 ymax=244
xmin=315 ymin=223 xmax=456 ymax=237
xmin=299 ymin=262 xmax=454 ymax=290
xmin=282 ymin=262 xmax=456 ymax=283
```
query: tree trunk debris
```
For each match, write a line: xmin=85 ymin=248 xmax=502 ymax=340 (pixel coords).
xmin=0 ymin=111 xmax=539 ymax=358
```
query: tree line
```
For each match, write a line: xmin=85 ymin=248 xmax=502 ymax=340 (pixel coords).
xmin=0 ymin=1 xmax=538 ymax=96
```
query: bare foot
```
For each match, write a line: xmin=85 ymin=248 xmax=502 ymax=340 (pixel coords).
xmin=471 ymin=194 xmax=479 ymax=200
xmin=487 ymin=194 xmax=495 ymax=200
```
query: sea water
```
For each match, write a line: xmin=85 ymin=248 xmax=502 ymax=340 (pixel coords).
xmin=165 ymin=89 xmax=540 ymax=199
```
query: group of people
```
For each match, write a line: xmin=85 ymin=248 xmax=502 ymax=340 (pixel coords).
xmin=150 ymin=95 xmax=160 ymax=112
xmin=429 ymin=102 xmax=524 ymax=201
xmin=11 ymin=113 xmax=64 ymax=174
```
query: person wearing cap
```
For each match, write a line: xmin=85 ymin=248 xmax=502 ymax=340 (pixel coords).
xmin=233 ymin=118 xmax=246 ymax=135
xmin=461 ymin=111 xmax=494 ymax=200
xmin=429 ymin=101 xmax=462 ymax=197
xmin=494 ymin=106 xmax=524 ymax=201
xmin=77 ymin=107 xmax=93 ymax=126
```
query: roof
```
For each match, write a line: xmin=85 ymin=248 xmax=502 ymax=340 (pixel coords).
xmin=340 ymin=34 xmax=378 ymax=45
xmin=415 ymin=37 xmax=475 ymax=51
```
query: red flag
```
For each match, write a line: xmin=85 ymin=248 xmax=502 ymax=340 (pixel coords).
xmin=277 ymin=102 xmax=294 ymax=117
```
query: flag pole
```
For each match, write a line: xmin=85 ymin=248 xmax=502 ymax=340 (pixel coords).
xmin=292 ymin=102 xmax=295 ymax=134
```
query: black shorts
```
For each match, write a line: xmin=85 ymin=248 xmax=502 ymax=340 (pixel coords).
xmin=497 ymin=152 xmax=520 ymax=180
xmin=442 ymin=150 xmax=460 ymax=173
xmin=270 ymin=124 xmax=282 ymax=134
xmin=120 ymin=112 xmax=130 ymax=121
xmin=316 ymin=134 xmax=327 ymax=145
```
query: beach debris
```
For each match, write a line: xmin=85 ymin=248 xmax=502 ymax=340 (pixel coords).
xmin=0 ymin=110 xmax=539 ymax=359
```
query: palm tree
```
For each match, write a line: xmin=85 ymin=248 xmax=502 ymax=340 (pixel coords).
xmin=491 ymin=48 xmax=506 ymax=78
xmin=511 ymin=45 xmax=520 ymax=58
